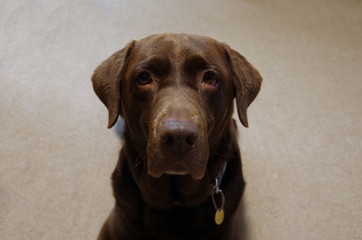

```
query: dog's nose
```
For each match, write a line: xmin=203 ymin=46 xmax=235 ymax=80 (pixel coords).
xmin=160 ymin=120 xmax=199 ymax=154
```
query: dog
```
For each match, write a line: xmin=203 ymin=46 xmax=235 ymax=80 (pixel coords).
xmin=92 ymin=33 xmax=262 ymax=240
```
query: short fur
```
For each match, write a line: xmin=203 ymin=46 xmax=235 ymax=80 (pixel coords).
xmin=92 ymin=33 xmax=262 ymax=240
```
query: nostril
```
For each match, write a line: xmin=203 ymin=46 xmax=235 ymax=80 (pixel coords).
xmin=161 ymin=134 xmax=174 ymax=146
xmin=185 ymin=135 xmax=197 ymax=146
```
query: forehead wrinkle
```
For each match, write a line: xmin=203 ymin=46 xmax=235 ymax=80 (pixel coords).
xmin=133 ymin=34 xmax=224 ymax=86
xmin=135 ymin=56 xmax=170 ymax=71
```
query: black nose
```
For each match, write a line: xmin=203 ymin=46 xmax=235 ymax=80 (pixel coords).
xmin=160 ymin=120 xmax=199 ymax=154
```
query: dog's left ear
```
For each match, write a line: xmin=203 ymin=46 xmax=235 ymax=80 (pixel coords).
xmin=224 ymin=46 xmax=262 ymax=128
xmin=92 ymin=41 xmax=135 ymax=128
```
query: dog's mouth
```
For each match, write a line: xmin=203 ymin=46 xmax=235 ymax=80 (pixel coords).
xmin=148 ymin=166 xmax=189 ymax=178
xmin=163 ymin=167 xmax=190 ymax=177
xmin=148 ymin=159 xmax=207 ymax=180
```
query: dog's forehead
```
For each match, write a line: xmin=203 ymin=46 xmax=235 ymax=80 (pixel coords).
xmin=133 ymin=34 xmax=222 ymax=61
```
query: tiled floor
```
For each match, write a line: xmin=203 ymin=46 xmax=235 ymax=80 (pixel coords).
xmin=1 ymin=0 xmax=361 ymax=239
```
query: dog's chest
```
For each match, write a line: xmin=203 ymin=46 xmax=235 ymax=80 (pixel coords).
xmin=143 ymin=204 xmax=216 ymax=239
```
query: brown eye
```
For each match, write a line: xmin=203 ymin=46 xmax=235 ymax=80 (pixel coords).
xmin=137 ymin=72 xmax=153 ymax=85
xmin=202 ymin=71 xmax=218 ymax=87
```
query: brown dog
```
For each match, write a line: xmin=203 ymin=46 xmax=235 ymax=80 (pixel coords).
xmin=92 ymin=33 xmax=262 ymax=240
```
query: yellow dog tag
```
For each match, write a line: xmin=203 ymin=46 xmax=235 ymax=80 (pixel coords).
xmin=214 ymin=208 xmax=225 ymax=225
xmin=211 ymin=188 xmax=225 ymax=225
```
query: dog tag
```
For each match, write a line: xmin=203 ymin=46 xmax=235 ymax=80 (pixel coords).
xmin=211 ymin=188 xmax=225 ymax=225
xmin=214 ymin=208 xmax=224 ymax=225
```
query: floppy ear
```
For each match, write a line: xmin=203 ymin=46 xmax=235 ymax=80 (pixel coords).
xmin=91 ymin=41 xmax=135 ymax=128
xmin=225 ymin=46 xmax=262 ymax=128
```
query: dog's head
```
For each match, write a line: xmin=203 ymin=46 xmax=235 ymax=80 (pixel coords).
xmin=92 ymin=33 xmax=261 ymax=180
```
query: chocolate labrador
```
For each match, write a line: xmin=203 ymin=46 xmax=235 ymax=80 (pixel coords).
xmin=92 ymin=33 xmax=262 ymax=240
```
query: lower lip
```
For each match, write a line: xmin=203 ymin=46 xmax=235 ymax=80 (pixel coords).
xmin=164 ymin=170 xmax=189 ymax=176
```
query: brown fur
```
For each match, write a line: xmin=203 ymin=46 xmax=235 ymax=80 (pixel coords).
xmin=92 ymin=33 xmax=262 ymax=239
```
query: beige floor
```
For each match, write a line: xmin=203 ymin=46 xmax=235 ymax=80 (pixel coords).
xmin=1 ymin=0 xmax=361 ymax=239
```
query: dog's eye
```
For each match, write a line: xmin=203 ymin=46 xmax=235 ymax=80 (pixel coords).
xmin=202 ymin=71 xmax=218 ymax=87
xmin=137 ymin=72 xmax=153 ymax=85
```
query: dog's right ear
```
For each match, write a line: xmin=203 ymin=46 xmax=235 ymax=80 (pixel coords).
xmin=91 ymin=41 xmax=135 ymax=128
